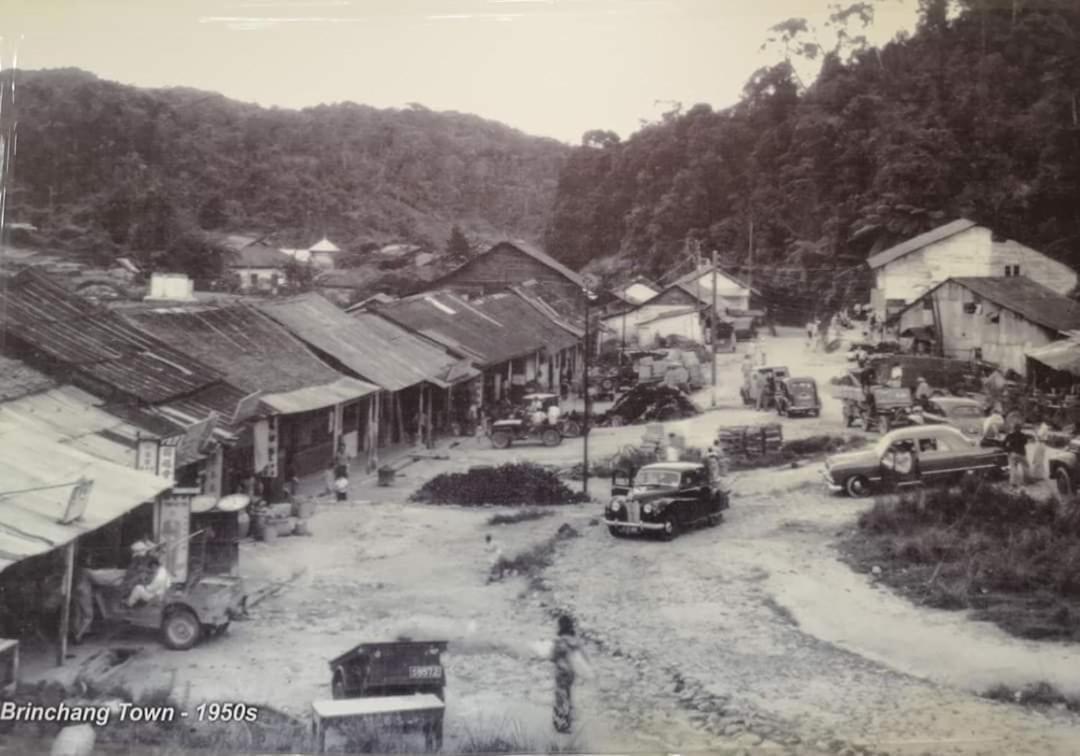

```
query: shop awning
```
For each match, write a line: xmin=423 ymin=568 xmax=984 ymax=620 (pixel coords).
xmin=261 ymin=376 xmax=378 ymax=415
xmin=0 ymin=421 xmax=172 ymax=574
xmin=1027 ymin=339 xmax=1080 ymax=377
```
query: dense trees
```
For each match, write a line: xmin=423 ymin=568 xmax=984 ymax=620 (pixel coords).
xmin=3 ymin=69 xmax=567 ymax=277
xmin=544 ymin=1 xmax=1080 ymax=321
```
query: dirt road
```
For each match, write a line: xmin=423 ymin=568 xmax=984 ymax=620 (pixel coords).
xmin=23 ymin=330 xmax=1080 ymax=754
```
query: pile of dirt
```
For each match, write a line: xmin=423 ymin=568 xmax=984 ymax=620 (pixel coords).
xmin=602 ymin=384 xmax=700 ymax=426
xmin=410 ymin=463 xmax=589 ymax=506
xmin=841 ymin=479 xmax=1080 ymax=642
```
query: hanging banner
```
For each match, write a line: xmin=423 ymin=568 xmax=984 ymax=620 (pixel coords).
xmin=59 ymin=478 xmax=93 ymax=524
xmin=158 ymin=494 xmax=191 ymax=583
xmin=136 ymin=439 xmax=159 ymax=474
xmin=157 ymin=443 xmax=177 ymax=484
xmin=253 ymin=417 xmax=279 ymax=478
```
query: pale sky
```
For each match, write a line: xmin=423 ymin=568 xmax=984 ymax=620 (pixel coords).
xmin=4 ymin=0 xmax=918 ymax=144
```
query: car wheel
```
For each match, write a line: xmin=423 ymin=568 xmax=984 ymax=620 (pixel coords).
xmin=659 ymin=516 xmax=678 ymax=541
xmin=877 ymin=416 xmax=890 ymax=435
xmin=490 ymin=431 xmax=512 ymax=449
xmin=844 ymin=475 xmax=872 ymax=498
xmin=541 ymin=429 xmax=562 ymax=447
xmin=608 ymin=526 xmax=626 ymax=538
xmin=1054 ymin=465 xmax=1074 ymax=497
xmin=161 ymin=608 xmax=201 ymax=651
xmin=562 ymin=420 xmax=581 ymax=437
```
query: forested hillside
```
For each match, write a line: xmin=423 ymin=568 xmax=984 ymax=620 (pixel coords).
xmin=544 ymin=0 xmax=1080 ymax=320
xmin=3 ymin=68 xmax=567 ymax=275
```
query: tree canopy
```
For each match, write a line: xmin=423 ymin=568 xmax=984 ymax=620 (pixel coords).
xmin=544 ymin=1 xmax=1080 ymax=321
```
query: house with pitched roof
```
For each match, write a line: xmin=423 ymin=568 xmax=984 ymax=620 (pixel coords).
xmin=123 ymin=305 xmax=378 ymax=484
xmin=226 ymin=242 xmax=294 ymax=292
xmin=430 ymin=240 xmax=586 ymax=299
xmin=889 ymin=276 xmax=1080 ymax=375
xmin=867 ymin=219 xmax=1077 ymax=320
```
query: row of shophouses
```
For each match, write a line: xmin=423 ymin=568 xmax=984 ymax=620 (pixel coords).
xmin=0 ymin=240 xmax=590 ymax=632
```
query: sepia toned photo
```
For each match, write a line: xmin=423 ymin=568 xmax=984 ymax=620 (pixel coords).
xmin=1 ymin=1 xmax=1079 ymax=754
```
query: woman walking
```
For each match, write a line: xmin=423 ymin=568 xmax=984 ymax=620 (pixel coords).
xmin=550 ymin=615 xmax=591 ymax=734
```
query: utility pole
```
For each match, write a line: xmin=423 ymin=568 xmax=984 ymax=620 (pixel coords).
xmin=711 ymin=247 xmax=718 ymax=409
xmin=582 ymin=290 xmax=591 ymax=497
xmin=747 ymin=218 xmax=754 ymax=295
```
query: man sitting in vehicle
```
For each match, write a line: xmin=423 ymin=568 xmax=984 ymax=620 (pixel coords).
xmin=529 ymin=399 xmax=546 ymax=427
xmin=914 ymin=376 xmax=933 ymax=410
xmin=122 ymin=541 xmax=171 ymax=608
xmin=546 ymin=399 xmax=561 ymax=427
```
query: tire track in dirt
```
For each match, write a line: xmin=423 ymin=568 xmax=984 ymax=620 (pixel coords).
xmin=542 ymin=475 xmax=1080 ymax=755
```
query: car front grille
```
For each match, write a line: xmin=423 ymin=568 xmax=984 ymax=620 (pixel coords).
xmin=625 ymin=500 xmax=641 ymax=524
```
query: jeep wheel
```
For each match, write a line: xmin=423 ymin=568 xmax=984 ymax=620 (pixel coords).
xmin=541 ymin=429 xmax=562 ymax=447
xmin=844 ymin=475 xmax=871 ymax=498
xmin=1054 ymin=465 xmax=1074 ymax=497
xmin=490 ymin=431 xmax=512 ymax=449
xmin=562 ymin=420 xmax=581 ymax=438
xmin=659 ymin=516 xmax=678 ymax=541
xmin=161 ymin=608 xmax=201 ymax=651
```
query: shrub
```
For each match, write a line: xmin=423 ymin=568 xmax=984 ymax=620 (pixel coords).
xmin=487 ymin=509 xmax=555 ymax=526
xmin=411 ymin=463 xmax=588 ymax=506
xmin=843 ymin=482 xmax=1080 ymax=642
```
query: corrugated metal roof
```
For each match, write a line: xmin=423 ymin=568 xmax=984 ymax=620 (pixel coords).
xmin=951 ymin=277 xmax=1080 ymax=334
xmin=0 ymin=270 xmax=223 ymax=403
xmin=1 ymin=387 xmax=143 ymax=466
xmin=499 ymin=240 xmax=585 ymax=288
xmin=263 ymin=376 xmax=378 ymax=414
xmin=227 ymin=242 xmax=292 ymax=268
xmin=637 ymin=306 xmax=706 ymax=326
xmin=378 ymin=290 xmax=578 ymax=368
xmin=867 ymin=219 xmax=978 ymax=270
xmin=0 ymin=354 xmax=55 ymax=401
xmin=122 ymin=305 xmax=350 ymax=395
xmin=1027 ymin=339 xmax=1080 ymax=376
xmin=258 ymin=293 xmax=469 ymax=392
xmin=0 ymin=422 xmax=171 ymax=574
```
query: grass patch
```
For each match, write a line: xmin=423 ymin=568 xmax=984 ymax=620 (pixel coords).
xmin=841 ymin=478 xmax=1080 ymax=642
xmin=983 ymin=681 xmax=1080 ymax=712
xmin=486 ymin=508 xmax=555 ymax=526
xmin=411 ymin=463 xmax=588 ymax=506
xmin=490 ymin=523 xmax=579 ymax=583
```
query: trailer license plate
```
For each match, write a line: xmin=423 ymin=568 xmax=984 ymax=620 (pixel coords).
xmin=409 ymin=665 xmax=441 ymax=679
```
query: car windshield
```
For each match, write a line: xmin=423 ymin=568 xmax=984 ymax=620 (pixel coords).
xmin=947 ymin=405 xmax=982 ymax=418
xmin=634 ymin=470 xmax=681 ymax=488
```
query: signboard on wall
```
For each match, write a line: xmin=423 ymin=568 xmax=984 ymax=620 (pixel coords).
xmin=157 ymin=442 xmax=177 ymax=484
xmin=136 ymin=439 xmax=159 ymax=474
xmin=253 ymin=417 xmax=279 ymax=478
xmin=158 ymin=494 xmax=191 ymax=583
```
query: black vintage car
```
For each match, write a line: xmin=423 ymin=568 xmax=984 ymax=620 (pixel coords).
xmin=603 ymin=462 xmax=729 ymax=540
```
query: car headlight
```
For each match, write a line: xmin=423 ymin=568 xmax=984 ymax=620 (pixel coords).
xmin=643 ymin=503 xmax=654 ymax=514
xmin=609 ymin=498 xmax=623 ymax=511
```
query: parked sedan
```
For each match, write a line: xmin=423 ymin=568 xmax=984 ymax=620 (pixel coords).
xmin=822 ymin=425 xmax=1007 ymax=497
xmin=925 ymin=396 xmax=984 ymax=438
xmin=603 ymin=462 xmax=729 ymax=539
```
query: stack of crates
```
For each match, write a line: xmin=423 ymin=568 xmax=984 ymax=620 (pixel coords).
xmin=640 ymin=424 xmax=665 ymax=456
xmin=716 ymin=423 xmax=783 ymax=458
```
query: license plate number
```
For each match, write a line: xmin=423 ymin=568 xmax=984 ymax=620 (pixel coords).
xmin=409 ymin=665 xmax=441 ymax=679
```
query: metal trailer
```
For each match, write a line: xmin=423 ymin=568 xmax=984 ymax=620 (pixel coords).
xmin=316 ymin=640 xmax=448 ymax=752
